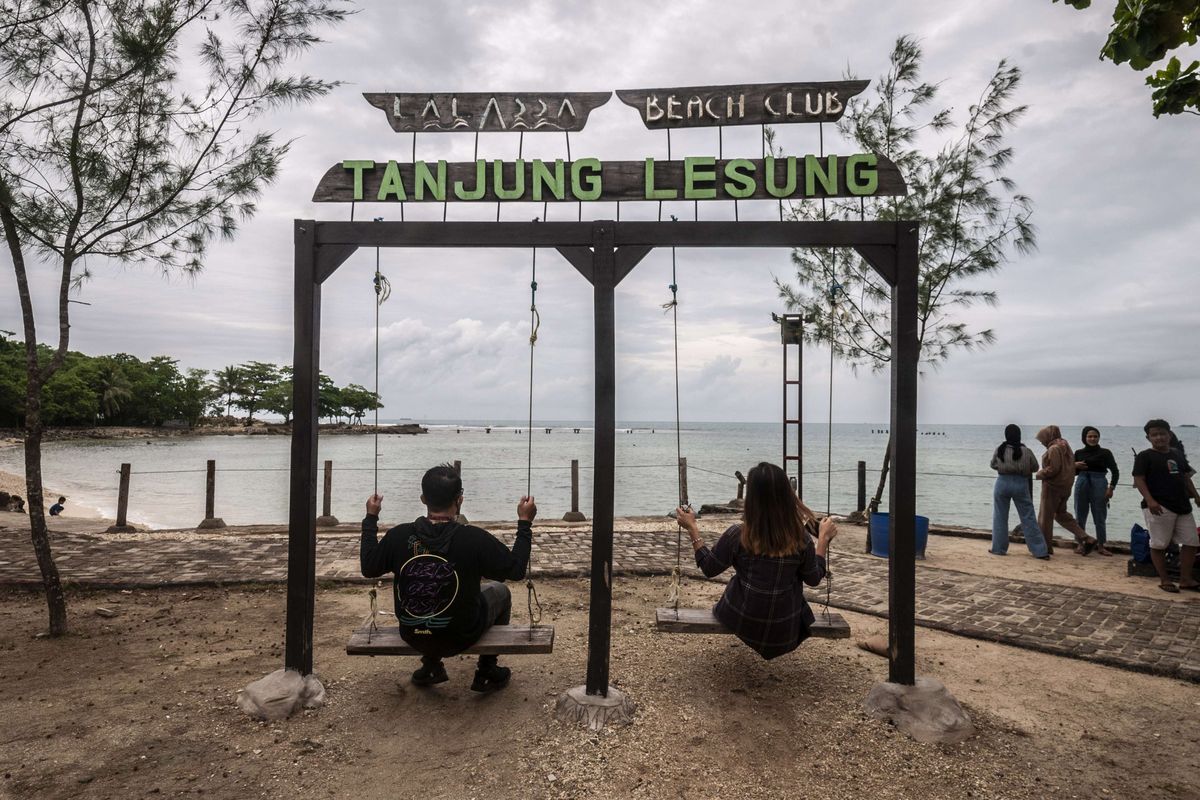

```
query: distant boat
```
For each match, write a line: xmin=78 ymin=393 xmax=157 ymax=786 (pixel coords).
xmin=1182 ymin=423 xmax=1197 ymax=428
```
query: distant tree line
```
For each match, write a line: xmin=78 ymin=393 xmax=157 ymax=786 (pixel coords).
xmin=0 ymin=335 xmax=381 ymax=428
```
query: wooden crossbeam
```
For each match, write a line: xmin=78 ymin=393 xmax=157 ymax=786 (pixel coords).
xmin=655 ymin=607 xmax=851 ymax=639
xmin=346 ymin=625 xmax=555 ymax=656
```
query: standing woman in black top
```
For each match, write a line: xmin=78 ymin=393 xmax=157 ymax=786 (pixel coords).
xmin=675 ymin=461 xmax=837 ymax=659
xmin=1073 ymin=426 xmax=1119 ymax=556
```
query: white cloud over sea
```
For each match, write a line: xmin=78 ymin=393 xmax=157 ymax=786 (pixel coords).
xmin=3 ymin=0 xmax=1198 ymax=427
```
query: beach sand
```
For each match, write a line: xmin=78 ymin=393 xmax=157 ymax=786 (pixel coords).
xmin=0 ymin=468 xmax=111 ymax=526
xmin=0 ymin=514 xmax=1198 ymax=798
xmin=1 ymin=577 xmax=1197 ymax=800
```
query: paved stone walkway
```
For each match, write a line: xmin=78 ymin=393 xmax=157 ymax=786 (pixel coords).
xmin=1 ymin=523 xmax=1197 ymax=682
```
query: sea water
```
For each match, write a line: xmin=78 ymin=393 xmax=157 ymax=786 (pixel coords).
xmin=2 ymin=421 xmax=1193 ymax=539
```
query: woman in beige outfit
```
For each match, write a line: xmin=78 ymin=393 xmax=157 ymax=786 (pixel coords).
xmin=1035 ymin=425 xmax=1097 ymax=555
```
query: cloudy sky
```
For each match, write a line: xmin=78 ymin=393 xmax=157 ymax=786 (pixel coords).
xmin=3 ymin=0 xmax=1198 ymax=426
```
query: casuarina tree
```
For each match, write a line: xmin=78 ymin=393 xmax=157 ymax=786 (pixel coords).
xmin=773 ymin=36 xmax=1036 ymax=517
xmin=1 ymin=0 xmax=349 ymax=635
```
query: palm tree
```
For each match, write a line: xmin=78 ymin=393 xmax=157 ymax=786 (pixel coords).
xmin=213 ymin=366 xmax=244 ymax=418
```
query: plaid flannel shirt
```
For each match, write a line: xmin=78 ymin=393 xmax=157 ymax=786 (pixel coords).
xmin=695 ymin=524 xmax=826 ymax=660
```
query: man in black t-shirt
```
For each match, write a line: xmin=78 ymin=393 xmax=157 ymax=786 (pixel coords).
xmin=1132 ymin=419 xmax=1199 ymax=593
xmin=360 ymin=464 xmax=536 ymax=691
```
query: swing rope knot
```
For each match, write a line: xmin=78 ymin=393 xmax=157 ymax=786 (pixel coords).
xmin=526 ymin=577 xmax=543 ymax=638
xmin=667 ymin=565 xmax=681 ymax=610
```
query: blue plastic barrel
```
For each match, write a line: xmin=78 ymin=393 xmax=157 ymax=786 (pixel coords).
xmin=868 ymin=512 xmax=929 ymax=560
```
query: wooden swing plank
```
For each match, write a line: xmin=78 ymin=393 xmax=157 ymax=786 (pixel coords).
xmin=655 ymin=607 xmax=851 ymax=639
xmin=346 ymin=624 xmax=555 ymax=656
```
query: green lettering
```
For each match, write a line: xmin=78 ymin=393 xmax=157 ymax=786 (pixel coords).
xmin=376 ymin=160 xmax=408 ymax=201
xmin=494 ymin=159 xmax=525 ymax=200
xmin=342 ymin=160 xmax=375 ymax=201
xmin=643 ymin=158 xmax=677 ymax=200
xmin=414 ymin=160 xmax=447 ymax=200
xmin=804 ymin=154 xmax=838 ymax=196
xmin=571 ymin=158 xmax=602 ymax=201
xmin=532 ymin=159 xmax=566 ymax=201
xmin=723 ymin=159 xmax=756 ymax=199
xmin=765 ymin=157 xmax=796 ymax=198
xmin=846 ymin=154 xmax=878 ymax=196
xmin=453 ymin=159 xmax=487 ymax=200
xmin=683 ymin=157 xmax=717 ymax=199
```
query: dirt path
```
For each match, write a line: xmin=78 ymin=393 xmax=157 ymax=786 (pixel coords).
xmin=1 ymin=579 xmax=1197 ymax=800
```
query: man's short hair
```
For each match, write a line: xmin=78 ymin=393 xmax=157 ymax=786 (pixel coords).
xmin=1144 ymin=418 xmax=1172 ymax=435
xmin=422 ymin=464 xmax=462 ymax=509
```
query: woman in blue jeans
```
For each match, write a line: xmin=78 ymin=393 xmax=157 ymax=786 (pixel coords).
xmin=1073 ymin=426 xmax=1119 ymax=556
xmin=990 ymin=424 xmax=1050 ymax=558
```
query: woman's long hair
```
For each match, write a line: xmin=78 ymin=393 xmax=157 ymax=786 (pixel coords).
xmin=741 ymin=462 xmax=816 ymax=557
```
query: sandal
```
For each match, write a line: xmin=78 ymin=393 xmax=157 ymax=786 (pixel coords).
xmin=1160 ymin=583 xmax=1180 ymax=593
xmin=1095 ymin=545 xmax=1114 ymax=557
xmin=1081 ymin=539 xmax=1097 ymax=556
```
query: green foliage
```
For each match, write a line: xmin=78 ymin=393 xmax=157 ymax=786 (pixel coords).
xmin=1054 ymin=0 xmax=1200 ymax=116
xmin=232 ymin=361 xmax=278 ymax=423
xmin=773 ymin=36 xmax=1035 ymax=370
xmin=340 ymin=383 xmax=383 ymax=424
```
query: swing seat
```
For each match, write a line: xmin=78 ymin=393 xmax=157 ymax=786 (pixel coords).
xmin=655 ymin=607 xmax=851 ymax=639
xmin=346 ymin=624 xmax=555 ymax=656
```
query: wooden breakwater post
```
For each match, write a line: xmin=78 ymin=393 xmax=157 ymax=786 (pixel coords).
xmin=198 ymin=459 xmax=227 ymax=529
xmin=728 ymin=470 xmax=746 ymax=508
xmin=857 ymin=460 xmax=867 ymax=515
xmin=678 ymin=457 xmax=689 ymax=508
xmin=316 ymin=459 xmax=339 ymax=527
xmin=563 ymin=459 xmax=586 ymax=521
xmin=105 ymin=463 xmax=136 ymax=533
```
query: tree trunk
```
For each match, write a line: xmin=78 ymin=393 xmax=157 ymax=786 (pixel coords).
xmin=864 ymin=437 xmax=893 ymax=554
xmin=2 ymin=202 xmax=69 ymax=636
xmin=24 ymin=401 xmax=68 ymax=635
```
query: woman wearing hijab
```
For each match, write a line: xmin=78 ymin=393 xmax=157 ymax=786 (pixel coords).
xmin=1073 ymin=426 xmax=1119 ymax=556
xmin=1035 ymin=425 xmax=1097 ymax=555
xmin=990 ymin=425 xmax=1050 ymax=558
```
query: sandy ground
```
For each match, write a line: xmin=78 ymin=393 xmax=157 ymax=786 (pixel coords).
xmin=1 ymin=577 xmax=1198 ymax=800
xmin=0 ymin=468 xmax=107 ymax=524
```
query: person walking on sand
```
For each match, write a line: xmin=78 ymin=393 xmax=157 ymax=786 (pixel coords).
xmin=674 ymin=461 xmax=837 ymax=660
xmin=1132 ymin=419 xmax=1199 ymax=593
xmin=1073 ymin=427 xmax=1119 ymax=556
xmin=1035 ymin=425 xmax=1097 ymax=556
xmin=359 ymin=464 xmax=536 ymax=691
xmin=989 ymin=424 xmax=1050 ymax=558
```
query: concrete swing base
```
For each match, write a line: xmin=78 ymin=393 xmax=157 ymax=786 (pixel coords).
xmin=315 ymin=515 xmax=340 ymax=528
xmin=554 ymin=685 xmax=634 ymax=731
xmin=561 ymin=511 xmax=586 ymax=522
xmin=864 ymin=675 xmax=974 ymax=744
xmin=237 ymin=668 xmax=326 ymax=721
xmin=197 ymin=517 xmax=227 ymax=529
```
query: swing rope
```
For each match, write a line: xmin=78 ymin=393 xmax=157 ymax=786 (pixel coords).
xmin=663 ymin=217 xmax=686 ymax=612
xmin=822 ymin=281 xmax=840 ymax=619
xmin=372 ymin=222 xmax=392 ymax=495
xmin=525 ymin=227 xmax=543 ymax=635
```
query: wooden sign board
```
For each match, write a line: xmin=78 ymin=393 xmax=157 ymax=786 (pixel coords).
xmin=362 ymin=92 xmax=611 ymax=133
xmin=313 ymin=155 xmax=906 ymax=203
xmin=616 ymin=81 xmax=869 ymax=129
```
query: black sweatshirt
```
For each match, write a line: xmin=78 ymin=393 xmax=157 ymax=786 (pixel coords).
xmin=360 ymin=515 xmax=532 ymax=653
xmin=1073 ymin=445 xmax=1119 ymax=489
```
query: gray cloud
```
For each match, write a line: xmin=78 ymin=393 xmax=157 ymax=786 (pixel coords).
xmin=2 ymin=1 xmax=1197 ymax=426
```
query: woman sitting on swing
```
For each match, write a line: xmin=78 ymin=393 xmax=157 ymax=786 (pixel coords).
xmin=675 ymin=461 xmax=838 ymax=659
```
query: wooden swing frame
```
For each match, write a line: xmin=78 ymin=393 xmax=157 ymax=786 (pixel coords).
xmin=286 ymin=218 xmax=921 ymax=695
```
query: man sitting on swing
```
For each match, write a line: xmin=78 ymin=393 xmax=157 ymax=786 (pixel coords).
xmin=675 ymin=461 xmax=838 ymax=659
xmin=361 ymin=464 xmax=536 ymax=692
